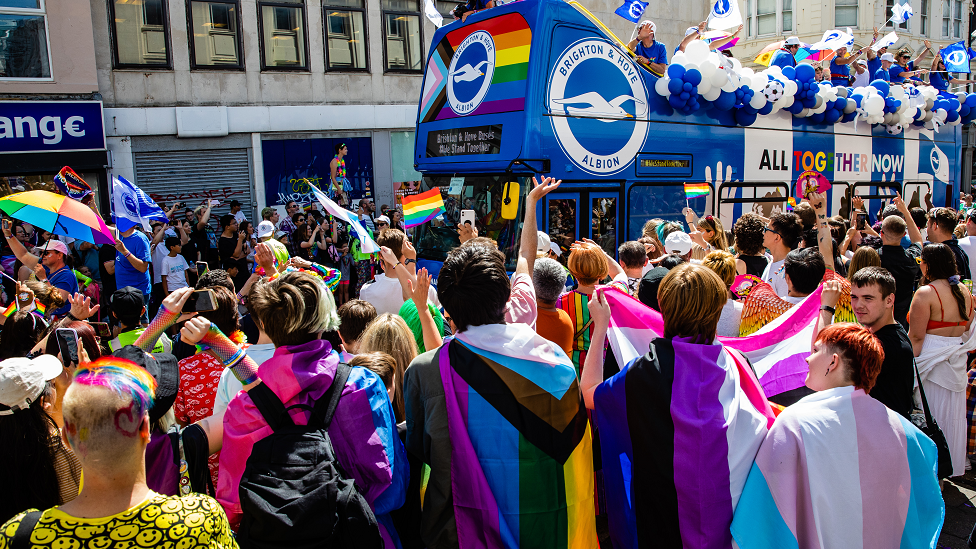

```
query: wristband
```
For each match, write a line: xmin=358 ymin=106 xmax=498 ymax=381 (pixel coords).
xmin=820 ymin=305 xmax=836 ymax=314
xmin=124 ymin=251 xmax=132 ymax=259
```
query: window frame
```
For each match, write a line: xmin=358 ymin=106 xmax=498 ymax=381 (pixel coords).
xmin=322 ymin=0 xmax=370 ymax=72
xmin=834 ymin=0 xmax=859 ymax=29
xmin=0 ymin=0 xmax=53 ymax=81
xmin=941 ymin=0 xmax=962 ymax=37
xmin=381 ymin=2 xmax=424 ymax=74
xmin=186 ymin=0 xmax=245 ymax=71
xmin=256 ymin=0 xmax=310 ymax=71
xmin=107 ymin=0 xmax=173 ymax=70
xmin=919 ymin=0 xmax=929 ymax=36
xmin=746 ymin=0 xmax=792 ymax=38
xmin=782 ymin=0 xmax=792 ymax=32
xmin=885 ymin=0 xmax=909 ymax=30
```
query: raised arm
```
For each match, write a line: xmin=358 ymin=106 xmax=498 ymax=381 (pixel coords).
xmin=708 ymin=25 xmax=742 ymax=51
xmin=134 ymin=287 xmax=195 ymax=351
xmin=518 ymin=176 xmax=561 ymax=277
xmin=677 ymin=22 xmax=705 ymax=53
xmin=581 ymin=289 xmax=610 ymax=410
xmin=182 ymin=316 xmax=261 ymax=388
xmin=2 ymin=224 xmax=39 ymax=269
xmin=811 ymin=192 xmax=834 ymax=272
xmin=408 ymin=268 xmax=442 ymax=352
xmin=813 ymin=280 xmax=843 ymax=346
xmin=894 ymin=191 xmax=923 ymax=245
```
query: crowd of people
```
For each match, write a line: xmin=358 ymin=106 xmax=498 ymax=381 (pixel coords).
xmin=0 ymin=175 xmax=966 ymax=549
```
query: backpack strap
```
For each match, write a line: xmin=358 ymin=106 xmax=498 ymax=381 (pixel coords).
xmin=309 ymin=362 xmax=351 ymax=430
xmin=249 ymin=382 xmax=295 ymax=431
xmin=11 ymin=511 xmax=42 ymax=549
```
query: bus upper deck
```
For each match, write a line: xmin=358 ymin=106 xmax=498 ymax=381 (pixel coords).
xmin=410 ymin=0 xmax=964 ymax=271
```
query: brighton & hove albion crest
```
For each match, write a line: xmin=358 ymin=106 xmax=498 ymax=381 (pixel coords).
xmin=448 ymin=30 xmax=496 ymax=116
xmin=548 ymin=39 xmax=648 ymax=175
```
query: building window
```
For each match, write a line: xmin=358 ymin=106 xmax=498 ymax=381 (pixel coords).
xmin=919 ymin=0 xmax=929 ymax=35
xmin=886 ymin=0 xmax=908 ymax=29
xmin=436 ymin=0 xmax=455 ymax=20
xmin=383 ymin=0 xmax=422 ymax=72
xmin=756 ymin=0 xmax=775 ymax=35
xmin=323 ymin=0 xmax=367 ymax=70
xmin=258 ymin=0 xmax=307 ymax=69
xmin=942 ymin=0 xmax=962 ymax=37
xmin=835 ymin=0 xmax=857 ymax=27
xmin=0 ymin=0 xmax=50 ymax=78
xmin=188 ymin=1 xmax=243 ymax=69
xmin=746 ymin=0 xmax=752 ymax=35
xmin=110 ymin=0 xmax=170 ymax=68
xmin=782 ymin=0 xmax=792 ymax=32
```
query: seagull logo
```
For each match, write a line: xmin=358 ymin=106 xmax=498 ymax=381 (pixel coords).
xmin=946 ymin=50 xmax=967 ymax=66
xmin=628 ymin=1 xmax=644 ymax=19
xmin=122 ymin=193 xmax=139 ymax=217
xmin=452 ymin=61 xmax=489 ymax=82
xmin=550 ymin=92 xmax=648 ymax=120
xmin=712 ymin=0 xmax=731 ymax=16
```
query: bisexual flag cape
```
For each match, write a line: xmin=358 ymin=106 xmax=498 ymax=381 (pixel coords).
xmin=731 ymin=386 xmax=944 ymax=549
xmin=439 ymin=324 xmax=597 ymax=549
xmin=594 ymin=337 xmax=777 ymax=548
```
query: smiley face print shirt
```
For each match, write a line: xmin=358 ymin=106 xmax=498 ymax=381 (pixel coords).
xmin=0 ymin=491 xmax=236 ymax=549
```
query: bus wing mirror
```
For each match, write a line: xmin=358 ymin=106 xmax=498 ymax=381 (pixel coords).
xmin=501 ymin=181 xmax=520 ymax=220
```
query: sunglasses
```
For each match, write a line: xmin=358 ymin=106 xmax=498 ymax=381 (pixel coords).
xmin=764 ymin=226 xmax=781 ymax=236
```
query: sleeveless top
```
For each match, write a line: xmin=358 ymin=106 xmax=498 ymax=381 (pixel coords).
xmin=926 ymin=284 xmax=973 ymax=330
xmin=740 ymin=255 xmax=769 ymax=278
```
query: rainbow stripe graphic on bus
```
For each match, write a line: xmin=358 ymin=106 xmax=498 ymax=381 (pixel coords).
xmin=421 ymin=12 xmax=532 ymax=123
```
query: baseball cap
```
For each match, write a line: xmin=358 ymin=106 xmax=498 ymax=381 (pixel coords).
xmin=112 ymin=345 xmax=178 ymax=424
xmin=856 ymin=59 xmax=867 ymax=66
xmin=375 ymin=215 xmax=391 ymax=226
xmin=640 ymin=20 xmax=656 ymax=33
xmin=257 ymin=220 xmax=275 ymax=239
xmin=43 ymin=240 xmax=69 ymax=256
xmin=664 ymin=231 xmax=694 ymax=255
xmin=537 ymin=231 xmax=553 ymax=257
xmin=881 ymin=52 xmax=895 ymax=62
xmin=784 ymin=36 xmax=801 ymax=46
xmin=550 ymin=242 xmax=562 ymax=257
xmin=685 ymin=26 xmax=699 ymax=36
xmin=229 ymin=200 xmax=241 ymax=207
xmin=111 ymin=286 xmax=145 ymax=318
xmin=0 ymin=355 xmax=64 ymax=415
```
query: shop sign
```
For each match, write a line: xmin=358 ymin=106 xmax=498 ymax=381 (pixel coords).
xmin=0 ymin=101 xmax=105 ymax=154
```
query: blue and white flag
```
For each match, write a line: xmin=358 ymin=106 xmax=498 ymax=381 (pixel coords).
xmin=309 ymin=183 xmax=379 ymax=253
xmin=871 ymin=30 xmax=898 ymax=51
xmin=809 ymin=29 xmax=854 ymax=51
xmin=707 ymin=0 xmax=743 ymax=30
xmin=941 ymin=40 xmax=971 ymax=73
xmin=614 ymin=0 xmax=647 ymax=23
xmin=112 ymin=175 xmax=168 ymax=233
xmin=890 ymin=1 xmax=914 ymax=24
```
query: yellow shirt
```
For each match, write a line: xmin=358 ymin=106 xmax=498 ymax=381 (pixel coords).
xmin=0 ymin=491 xmax=237 ymax=549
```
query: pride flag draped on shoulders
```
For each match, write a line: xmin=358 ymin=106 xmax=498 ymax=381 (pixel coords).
xmin=404 ymin=323 xmax=596 ymax=549
xmin=731 ymin=386 xmax=944 ymax=549
xmin=594 ymin=337 xmax=775 ymax=548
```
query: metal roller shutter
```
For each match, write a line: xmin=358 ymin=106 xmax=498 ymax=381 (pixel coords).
xmin=133 ymin=148 xmax=253 ymax=223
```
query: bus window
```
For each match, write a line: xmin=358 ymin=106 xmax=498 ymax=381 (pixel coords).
xmin=627 ymin=183 xmax=704 ymax=240
xmin=412 ymin=174 xmax=530 ymax=271
xmin=548 ymin=196 xmax=578 ymax=258
xmin=591 ymin=195 xmax=617 ymax=257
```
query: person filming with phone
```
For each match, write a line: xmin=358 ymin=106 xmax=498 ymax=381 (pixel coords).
xmin=107 ymin=286 xmax=173 ymax=354
xmin=2 ymin=222 xmax=76 ymax=319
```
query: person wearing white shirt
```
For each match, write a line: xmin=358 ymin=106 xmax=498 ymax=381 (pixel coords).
xmin=361 ymin=229 xmax=437 ymax=315
xmin=760 ymin=212 xmax=804 ymax=297
xmin=230 ymin=200 xmax=247 ymax=225
xmin=957 ymin=209 xmax=976 ymax=278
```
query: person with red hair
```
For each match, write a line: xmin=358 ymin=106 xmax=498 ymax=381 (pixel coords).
xmin=731 ymin=323 xmax=944 ymax=548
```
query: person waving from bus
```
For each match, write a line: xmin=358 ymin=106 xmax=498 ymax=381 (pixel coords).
xmin=771 ymin=36 xmax=801 ymax=68
xmin=829 ymin=45 xmax=864 ymax=86
xmin=628 ymin=20 xmax=668 ymax=74
xmin=929 ymin=50 xmax=976 ymax=93
xmin=675 ymin=22 xmax=742 ymax=55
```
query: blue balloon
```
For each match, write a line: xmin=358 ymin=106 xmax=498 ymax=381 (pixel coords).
xmin=841 ymin=111 xmax=857 ymax=123
xmin=912 ymin=119 xmax=925 ymax=127
xmin=962 ymin=104 xmax=972 ymax=117
xmin=809 ymin=112 xmax=826 ymax=124
xmin=759 ymin=102 xmax=774 ymax=115
xmin=795 ymin=63 xmax=815 ymax=82
xmin=914 ymin=109 xmax=924 ymax=120
xmin=947 ymin=110 xmax=960 ymax=122
xmin=680 ymin=91 xmax=690 ymax=100
xmin=788 ymin=101 xmax=805 ymax=114
xmin=668 ymin=78 xmax=683 ymax=95
xmin=742 ymin=105 xmax=758 ymax=115
xmin=682 ymin=81 xmax=693 ymax=92
xmin=870 ymin=80 xmax=890 ymax=97
xmin=782 ymin=66 xmax=796 ymax=80
xmin=685 ymin=69 xmax=702 ymax=86
xmin=834 ymin=97 xmax=848 ymax=110
xmin=824 ymin=109 xmax=841 ymax=123
xmin=735 ymin=109 xmax=758 ymax=126
xmin=669 ymin=94 xmax=686 ymax=108
xmin=715 ymin=90 xmax=736 ymax=110
xmin=667 ymin=64 xmax=685 ymax=79
xmin=949 ymin=98 xmax=960 ymax=110
xmin=851 ymin=93 xmax=864 ymax=107
xmin=966 ymin=93 xmax=976 ymax=107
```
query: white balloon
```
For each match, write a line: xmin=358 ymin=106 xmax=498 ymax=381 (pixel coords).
xmin=702 ymin=86 xmax=722 ymax=101
xmin=785 ymin=81 xmax=798 ymax=95
xmin=866 ymin=95 xmax=884 ymax=115
xmin=672 ymin=52 xmax=687 ymax=66
xmin=710 ymin=69 xmax=728 ymax=87
xmin=655 ymin=77 xmax=670 ymax=97
xmin=699 ymin=60 xmax=717 ymax=79
xmin=722 ymin=79 xmax=738 ymax=92
xmin=739 ymin=67 xmax=755 ymax=78
xmin=936 ymin=108 xmax=947 ymax=119
xmin=889 ymin=86 xmax=905 ymax=100
xmin=779 ymin=94 xmax=794 ymax=109
xmin=751 ymin=74 xmax=768 ymax=90
xmin=697 ymin=79 xmax=712 ymax=95
xmin=730 ymin=57 xmax=743 ymax=71
xmin=750 ymin=93 xmax=767 ymax=109
xmin=686 ymin=40 xmax=710 ymax=64
xmin=684 ymin=62 xmax=699 ymax=76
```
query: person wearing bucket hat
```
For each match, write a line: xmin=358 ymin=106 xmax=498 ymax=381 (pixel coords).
xmin=0 ymin=355 xmax=82 ymax=524
xmin=1 ymin=225 xmax=77 ymax=318
xmin=0 ymin=357 xmax=236 ymax=548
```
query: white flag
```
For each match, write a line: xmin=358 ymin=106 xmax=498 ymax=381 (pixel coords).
xmin=424 ymin=0 xmax=444 ymax=28
xmin=891 ymin=2 xmax=914 ymax=23
xmin=309 ymin=184 xmax=379 ymax=253
xmin=707 ymin=0 xmax=743 ymax=30
xmin=809 ymin=29 xmax=854 ymax=51
xmin=871 ymin=31 xmax=898 ymax=51
xmin=112 ymin=175 xmax=169 ymax=233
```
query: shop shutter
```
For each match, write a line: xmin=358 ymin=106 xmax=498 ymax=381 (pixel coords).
xmin=133 ymin=148 xmax=254 ymax=223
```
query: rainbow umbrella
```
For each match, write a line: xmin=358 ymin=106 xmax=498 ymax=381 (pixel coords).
xmin=796 ymin=48 xmax=835 ymax=64
xmin=0 ymin=190 xmax=114 ymax=245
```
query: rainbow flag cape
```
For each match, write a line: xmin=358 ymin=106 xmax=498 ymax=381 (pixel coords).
xmin=594 ymin=336 xmax=775 ymax=548
xmin=2 ymin=299 xmax=17 ymax=318
xmin=438 ymin=324 xmax=597 ymax=548
xmin=402 ymin=188 xmax=445 ymax=229
xmin=684 ymin=182 xmax=709 ymax=199
xmin=731 ymin=386 xmax=944 ymax=549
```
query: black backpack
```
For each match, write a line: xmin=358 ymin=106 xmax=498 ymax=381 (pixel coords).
xmin=237 ymin=362 xmax=383 ymax=549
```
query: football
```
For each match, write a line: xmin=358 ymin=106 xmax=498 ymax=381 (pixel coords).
xmin=886 ymin=123 xmax=903 ymax=135
xmin=763 ymin=78 xmax=785 ymax=102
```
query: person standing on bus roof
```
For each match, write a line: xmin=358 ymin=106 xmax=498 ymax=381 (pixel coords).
xmin=674 ymin=22 xmax=742 ymax=55
xmin=829 ymin=45 xmax=864 ymax=86
xmin=874 ymin=52 xmax=895 ymax=81
xmin=627 ymin=20 xmax=667 ymax=74
xmin=864 ymin=27 xmax=883 ymax=77
xmin=771 ymin=36 xmax=801 ymax=68
xmin=929 ymin=50 xmax=976 ymax=92
xmin=459 ymin=0 xmax=494 ymax=23
xmin=851 ymin=59 xmax=871 ymax=87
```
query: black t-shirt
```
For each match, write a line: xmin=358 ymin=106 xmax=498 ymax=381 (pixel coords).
xmin=638 ymin=267 xmax=670 ymax=311
xmin=217 ymin=235 xmax=238 ymax=265
xmin=740 ymin=255 xmax=769 ymax=278
xmin=869 ymin=323 xmax=915 ymax=419
xmin=98 ymin=243 xmax=117 ymax=296
xmin=942 ymin=238 xmax=972 ymax=280
xmin=878 ymin=243 xmax=920 ymax=327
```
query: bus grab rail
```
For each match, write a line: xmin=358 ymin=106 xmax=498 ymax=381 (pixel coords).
xmin=506 ymin=158 xmax=551 ymax=174
xmin=717 ymin=182 xmax=792 ymax=204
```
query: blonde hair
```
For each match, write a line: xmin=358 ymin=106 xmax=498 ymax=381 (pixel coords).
xmin=349 ymin=352 xmax=396 ymax=394
xmin=697 ymin=216 xmax=729 ymax=250
xmin=658 ymin=264 xmax=727 ymax=342
xmin=249 ymin=271 xmax=340 ymax=347
xmin=847 ymin=246 xmax=881 ymax=281
xmin=568 ymin=242 xmax=609 ymax=286
xmin=702 ymin=250 xmax=736 ymax=288
xmin=358 ymin=314 xmax=417 ymax=422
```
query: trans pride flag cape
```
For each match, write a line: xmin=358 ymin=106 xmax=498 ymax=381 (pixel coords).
xmin=441 ymin=324 xmax=597 ymax=549
xmin=604 ymin=285 xmax=823 ymax=397
xmin=731 ymin=386 xmax=944 ymax=549
xmin=593 ymin=337 xmax=777 ymax=548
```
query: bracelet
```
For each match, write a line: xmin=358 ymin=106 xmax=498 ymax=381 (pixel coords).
xmin=124 ymin=251 xmax=132 ymax=259
xmin=65 ymin=312 xmax=78 ymax=321
xmin=820 ymin=305 xmax=836 ymax=314
xmin=393 ymin=261 xmax=402 ymax=269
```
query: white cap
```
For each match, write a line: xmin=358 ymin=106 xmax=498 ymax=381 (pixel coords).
xmin=856 ymin=59 xmax=867 ymax=66
xmin=640 ymin=20 xmax=656 ymax=33
xmin=784 ymin=36 xmax=801 ymax=46
xmin=685 ymin=26 xmax=699 ymax=37
xmin=550 ymin=242 xmax=562 ymax=257
xmin=43 ymin=240 xmax=69 ymax=256
xmin=0 ymin=355 xmax=64 ymax=415
xmin=256 ymin=220 xmax=275 ymax=239
xmin=664 ymin=232 xmax=695 ymax=255
xmin=537 ymin=231 xmax=552 ymax=257
xmin=881 ymin=52 xmax=895 ymax=62
xmin=375 ymin=215 xmax=391 ymax=226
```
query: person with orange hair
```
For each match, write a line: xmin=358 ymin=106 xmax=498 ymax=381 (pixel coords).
xmin=556 ymin=240 xmax=609 ymax=375
xmin=731 ymin=323 xmax=944 ymax=549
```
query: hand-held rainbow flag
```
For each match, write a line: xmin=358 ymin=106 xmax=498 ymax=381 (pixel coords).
xmin=402 ymin=188 xmax=446 ymax=229
xmin=684 ymin=182 xmax=710 ymax=199
xmin=2 ymin=299 xmax=17 ymax=318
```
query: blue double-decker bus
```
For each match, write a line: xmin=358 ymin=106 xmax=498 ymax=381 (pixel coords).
xmin=411 ymin=0 xmax=962 ymax=276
